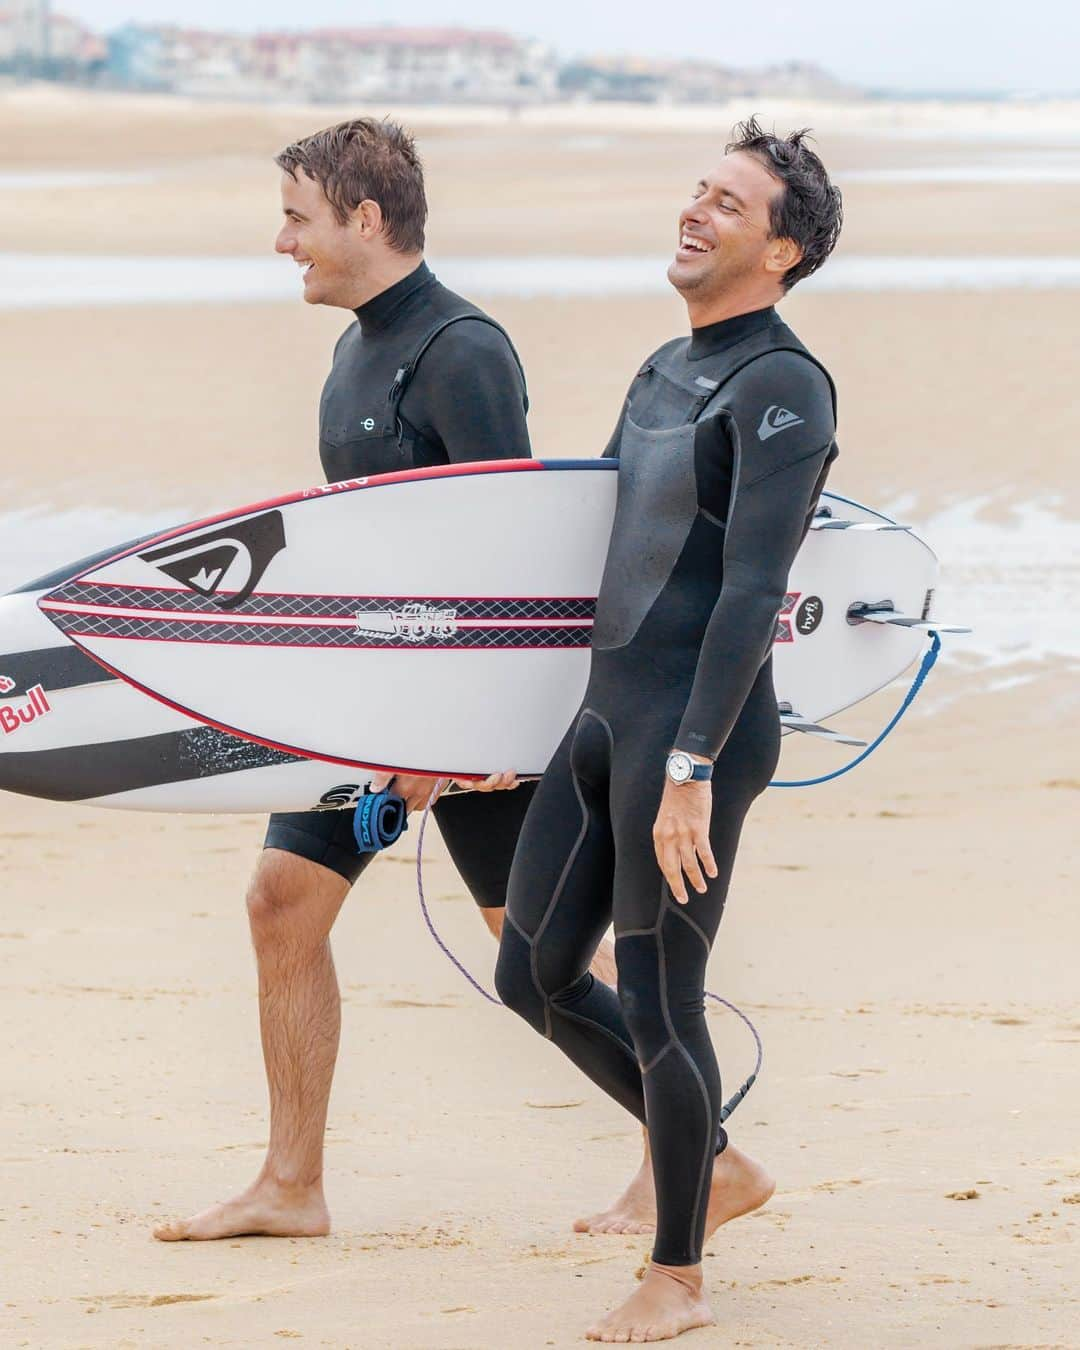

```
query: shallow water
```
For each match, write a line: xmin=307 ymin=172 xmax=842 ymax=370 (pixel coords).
xmin=841 ymin=154 xmax=1080 ymax=184
xmin=7 ymin=155 xmax=1080 ymax=190
xmin=2 ymin=499 xmax=1076 ymax=673
xmin=2 ymin=252 xmax=1080 ymax=309
xmin=893 ymin=497 xmax=1080 ymax=670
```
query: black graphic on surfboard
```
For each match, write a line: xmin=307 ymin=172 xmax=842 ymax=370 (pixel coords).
xmin=796 ymin=595 xmax=824 ymax=635
xmin=138 ymin=511 xmax=286 ymax=609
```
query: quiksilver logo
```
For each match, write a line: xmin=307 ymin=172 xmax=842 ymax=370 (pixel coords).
xmin=758 ymin=405 xmax=805 ymax=441
xmin=139 ymin=510 xmax=286 ymax=609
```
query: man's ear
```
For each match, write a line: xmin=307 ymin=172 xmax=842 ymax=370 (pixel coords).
xmin=763 ymin=236 xmax=803 ymax=277
xmin=351 ymin=198 xmax=383 ymax=239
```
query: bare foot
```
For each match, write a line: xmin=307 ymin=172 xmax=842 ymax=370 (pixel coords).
xmin=574 ymin=1151 xmax=655 ymax=1235
xmin=703 ymin=1143 xmax=775 ymax=1239
xmin=153 ymin=1177 xmax=330 ymax=1242
xmin=575 ymin=1141 xmax=774 ymax=1238
xmin=586 ymin=1263 xmax=714 ymax=1343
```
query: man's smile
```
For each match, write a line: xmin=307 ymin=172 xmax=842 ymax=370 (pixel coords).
xmin=676 ymin=230 xmax=715 ymax=261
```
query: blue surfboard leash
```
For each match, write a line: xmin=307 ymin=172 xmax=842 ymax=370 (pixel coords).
xmin=769 ymin=631 xmax=942 ymax=788
xmin=412 ymin=629 xmax=945 ymax=1122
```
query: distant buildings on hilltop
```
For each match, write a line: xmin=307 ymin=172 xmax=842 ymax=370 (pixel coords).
xmin=107 ymin=24 xmax=559 ymax=103
xmin=1 ymin=6 xmax=854 ymax=104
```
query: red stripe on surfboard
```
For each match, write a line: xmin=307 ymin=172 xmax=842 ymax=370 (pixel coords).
xmin=62 ymin=457 xmax=547 ymax=585
xmin=55 ymin=635 xmax=511 ymax=780
xmin=52 ymin=579 xmax=597 ymax=603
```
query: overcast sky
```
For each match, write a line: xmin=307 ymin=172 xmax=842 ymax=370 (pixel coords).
xmin=61 ymin=0 xmax=1079 ymax=95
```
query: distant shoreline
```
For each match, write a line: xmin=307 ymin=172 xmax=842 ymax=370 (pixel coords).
xmin=3 ymin=81 xmax=1080 ymax=140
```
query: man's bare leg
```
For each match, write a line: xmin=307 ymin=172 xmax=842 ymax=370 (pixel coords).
xmin=154 ymin=869 xmax=629 ymax=1242
xmin=154 ymin=849 xmax=349 ymax=1241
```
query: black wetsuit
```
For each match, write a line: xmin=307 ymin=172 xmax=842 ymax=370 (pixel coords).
xmin=495 ymin=306 xmax=838 ymax=1263
xmin=265 ymin=261 xmax=536 ymax=900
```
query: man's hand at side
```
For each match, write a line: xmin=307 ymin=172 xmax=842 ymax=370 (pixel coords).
xmin=652 ymin=772 xmax=718 ymax=905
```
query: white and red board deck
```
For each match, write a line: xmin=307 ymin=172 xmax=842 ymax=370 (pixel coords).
xmin=0 ymin=459 xmax=939 ymax=810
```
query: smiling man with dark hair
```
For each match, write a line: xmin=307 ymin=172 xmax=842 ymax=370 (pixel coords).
xmin=497 ymin=122 xmax=844 ymax=1341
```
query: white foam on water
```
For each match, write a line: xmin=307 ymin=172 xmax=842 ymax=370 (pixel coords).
xmin=893 ymin=496 xmax=1080 ymax=668
xmin=841 ymin=159 xmax=1080 ymax=184
xmin=2 ymin=252 xmax=1080 ymax=309
xmin=0 ymin=505 xmax=188 ymax=594
xmin=2 ymin=499 xmax=1076 ymax=674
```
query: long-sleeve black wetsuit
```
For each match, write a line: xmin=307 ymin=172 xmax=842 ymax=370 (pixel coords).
xmin=266 ymin=261 xmax=536 ymax=901
xmin=495 ymin=306 xmax=838 ymax=1264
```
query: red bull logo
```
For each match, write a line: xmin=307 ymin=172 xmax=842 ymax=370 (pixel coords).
xmin=0 ymin=684 xmax=51 ymax=736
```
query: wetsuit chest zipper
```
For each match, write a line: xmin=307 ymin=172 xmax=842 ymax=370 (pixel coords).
xmin=389 ymin=366 xmax=410 ymax=445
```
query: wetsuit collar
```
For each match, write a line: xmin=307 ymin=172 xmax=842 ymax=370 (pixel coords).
xmin=687 ymin=305 xmax=777 ymax=361
xmin=353 ymin=260 xmax=435 ymax=336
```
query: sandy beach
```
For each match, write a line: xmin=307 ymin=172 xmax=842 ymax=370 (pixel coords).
xmin=1 ymin=88 xmax=1077 ymax=1348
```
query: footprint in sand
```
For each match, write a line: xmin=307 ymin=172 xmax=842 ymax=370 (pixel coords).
xmin=379 ymin=997 xmax=457 ymax=1008
xmin=747 ymin=1273 xmax=843 ymax=1290
xmin=81 ymin=1293 xmax=218 ymax=1309
xmin=781 ymin=1178 xmax=869 ymax=1202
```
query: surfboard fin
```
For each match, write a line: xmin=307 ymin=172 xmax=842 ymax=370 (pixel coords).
xmin=847 ymin=602 xmax=971 ymax=634
xmin=778 ymin=709 xmax=868 ymax=747
xmin=810 ymin=518 xmax=912 ymax=532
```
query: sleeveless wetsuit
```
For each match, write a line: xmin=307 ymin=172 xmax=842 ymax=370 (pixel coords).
xmin=495 ymin=306 xmax=838 ymax=1263
xmin=265 ymin=261 xmax=536 ymax=900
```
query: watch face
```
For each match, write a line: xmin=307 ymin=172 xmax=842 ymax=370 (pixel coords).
xmin=667 ymin=752 xmax=693 ymax=784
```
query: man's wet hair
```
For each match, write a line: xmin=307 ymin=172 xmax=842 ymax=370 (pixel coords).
xmin=727 ymin=116 xmax=843 ymax=291
xmin=276 ymin=118 xmax=427 ymax=253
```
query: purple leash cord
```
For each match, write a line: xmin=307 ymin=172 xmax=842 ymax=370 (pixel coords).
xmin=416 ymin=781 xmax=501 ymax=1006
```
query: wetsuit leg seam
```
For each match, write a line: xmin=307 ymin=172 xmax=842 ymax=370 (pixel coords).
xmin=669 ymin=902 xmax=711 ymax=952
xmin=618 ymin=923 xmax=662 ymax=939
xmin=528 ymin=711 xmax=601 ymax=1039
xmin=640 ymin=1039 xmax=675 ymax=1075
xmin=657 ymin=887 xmax=715 ymax=1263
xmin=552 ymin=1002 xmax=644 ymax=1072
xmin=503 ymin=909 xmax=533 ymax=944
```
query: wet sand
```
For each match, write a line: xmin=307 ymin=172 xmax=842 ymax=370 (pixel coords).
xmin=3 ymin=286 xmax=1078 ymax=514
xmin=1 ymin=88 xmax=1077 ymax=1348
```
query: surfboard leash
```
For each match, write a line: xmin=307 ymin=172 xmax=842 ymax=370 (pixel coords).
xmin=415 ymin=783 xmax=502 ymax=1009
xmin=414 ymin=781 xmax=763 ymax=1120
xmin=769 ymin=630 xmax=943 ymax=788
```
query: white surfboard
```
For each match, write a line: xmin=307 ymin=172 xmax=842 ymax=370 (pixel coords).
xmin=0 ymin=459 xmax=948 ymax=808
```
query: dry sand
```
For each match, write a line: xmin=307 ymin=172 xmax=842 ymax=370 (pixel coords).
xmin=0 ymin=90 xmax=1078 ymax=1348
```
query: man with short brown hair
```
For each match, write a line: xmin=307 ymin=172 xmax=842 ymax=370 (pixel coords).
xmin=153 ymin=117 xmax=617 ymax=1243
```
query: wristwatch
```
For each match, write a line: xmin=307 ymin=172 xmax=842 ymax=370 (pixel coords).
xmin=665 ymin=751 xmax=714 ymax=785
